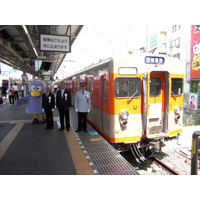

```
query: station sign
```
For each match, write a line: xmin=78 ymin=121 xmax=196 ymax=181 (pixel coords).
xmin=145 ymin=56 xmax=165 ymax=65
xmin=40 ymin=34 xmax=71 ymax=53
xmin=42 ymin=70 xmax=54 ymax=76
xmin=44 ymin=76 xmax=50 ymax=81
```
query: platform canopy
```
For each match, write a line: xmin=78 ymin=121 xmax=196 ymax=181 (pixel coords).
xmin=0 ymin=25 xmax=83 ymax=78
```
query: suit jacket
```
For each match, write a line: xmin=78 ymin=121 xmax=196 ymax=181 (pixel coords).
xmin=75 ymin=90 xmax=91 ymax=113
xmin=42 ymin=92 xmax=55 ymax=112
xmin=56 ymin=89 xmax=71 ymax=111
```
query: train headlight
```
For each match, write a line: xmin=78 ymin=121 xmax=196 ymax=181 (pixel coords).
xmin=120 ymin=110 xmax=129 ymax=127
xmin=174 ymin=107 xmax=182 ymax=120
xmin=120 ymin=110 xmax=129 ymax=120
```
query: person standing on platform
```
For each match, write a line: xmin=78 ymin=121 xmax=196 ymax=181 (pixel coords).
xmin=8 ymin=83 xmax=15 ymax=105
xmin=75 ymin=81 xmax=91 ymax=133
xmin=56 ymin=81 xmax=71 ymax=131
xmin=13 ymin=83 xmax=19 ymax=100
xmin=42 ymin=85 xmax=55 ymax=129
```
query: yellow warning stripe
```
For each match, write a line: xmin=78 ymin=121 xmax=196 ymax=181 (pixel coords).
xmin=64 ymin=129 xmax=94 ymax=175
xmin=90 ymin=138 xmax=105 ymax=142
xmin=0 ymin=122 xmax=24 ymax=160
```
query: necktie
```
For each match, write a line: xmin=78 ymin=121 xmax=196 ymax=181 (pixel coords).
xmin=82 ymin=90 xmax=84 ymax=95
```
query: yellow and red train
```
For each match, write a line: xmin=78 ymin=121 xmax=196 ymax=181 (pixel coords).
xmin=63 ymin=54 xmax=184 ymax=161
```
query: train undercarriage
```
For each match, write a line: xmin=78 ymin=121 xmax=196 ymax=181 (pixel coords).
xmin=113 ymin=135 xmax=180 ymax=163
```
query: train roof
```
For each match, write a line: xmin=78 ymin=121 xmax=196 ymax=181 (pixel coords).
xmin=60 ymin=54 xmax=185 ymax=82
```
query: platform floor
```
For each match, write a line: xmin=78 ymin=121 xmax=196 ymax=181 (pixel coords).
xmin=0 ymin=101 xmax=139 ymax=175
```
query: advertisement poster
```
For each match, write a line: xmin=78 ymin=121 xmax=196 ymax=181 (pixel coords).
xmin=191 ymin=25 xmax=200 ymax=79
xmin=189 ymin=93 xmax=198 ymax=110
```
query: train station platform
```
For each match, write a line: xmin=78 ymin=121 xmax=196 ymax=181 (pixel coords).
xmin=0 ymin=100 xmax=139 ymax=175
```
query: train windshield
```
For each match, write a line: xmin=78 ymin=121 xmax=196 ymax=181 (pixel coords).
xmin=171 ymin=78 xmax=183 ymax=96
xmin=114 ymin=78 xmax=141 ymax=98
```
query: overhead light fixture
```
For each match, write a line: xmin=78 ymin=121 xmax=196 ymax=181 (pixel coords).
xmin=22 ymin=25 xmax=28 ymax=34
xmin=3 ymin=59 xmax=12 ymax=65
xmin=22 ymin=25 xmax=38 ymax=57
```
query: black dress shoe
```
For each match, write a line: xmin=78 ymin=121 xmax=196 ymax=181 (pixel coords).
xmin=59 ymin=128 xmax=64 ymax=131
xmin=75 ymin=129 xmax=81 ymax=132
xmin=66 ymin=128 xmax=70 ymax=131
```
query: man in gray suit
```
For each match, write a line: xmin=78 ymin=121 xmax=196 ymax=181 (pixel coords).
xmin=75 ymin=81 xmax=91 ymax=132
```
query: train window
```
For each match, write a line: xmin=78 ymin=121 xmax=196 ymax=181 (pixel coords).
xmin=77 ymin=81 xmax=81 ymax=91
xmin=114 ymin=78 xmax=141 ymax=98
xmin=150 ymin=77 xmax=161 ymax=97
xmin=72 ymin=81 xmax=75 ymax=94
xmin=171 ymin=78 xmax=183 ymax=96
xmin=103 ymin=79 xmax=107 ymax=104
xmin=90 ymin=80 xmax=93 ymax=101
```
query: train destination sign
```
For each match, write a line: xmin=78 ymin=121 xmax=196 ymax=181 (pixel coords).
xmin=145 ymin=56 xmax=165 ymax=65
xmin=40 ymin=34 xmax=71 ymax=52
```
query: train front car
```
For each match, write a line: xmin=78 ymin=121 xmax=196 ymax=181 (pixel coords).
xmin=111 ymin=54 xmax=184 ymax=160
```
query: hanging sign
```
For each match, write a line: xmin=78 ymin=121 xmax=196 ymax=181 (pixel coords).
xmin=40 ymin=34 xmax=71 ymax=53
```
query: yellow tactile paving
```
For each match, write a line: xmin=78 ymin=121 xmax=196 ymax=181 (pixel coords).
xmin=0 ymin=122 xmax=24 ymax=160
xmin=0 ymin=118 xmax=94 ymax=174
xmin=64 ymin=129 xmax=94 ymax=175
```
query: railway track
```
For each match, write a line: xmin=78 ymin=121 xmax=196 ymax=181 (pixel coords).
xmin=151 ymin=157 xmax=181 ymax=175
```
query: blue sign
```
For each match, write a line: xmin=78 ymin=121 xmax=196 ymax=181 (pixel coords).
xmin=89 ymin=131 xmax=99 ymax=136
xmin=145 ymin=56 xmax=165 ymax=65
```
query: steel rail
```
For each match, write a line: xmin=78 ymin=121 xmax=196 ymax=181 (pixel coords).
xmin=151 ymin=157 xmax=180 ymax=175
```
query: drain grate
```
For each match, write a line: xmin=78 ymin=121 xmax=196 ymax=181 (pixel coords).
xmin=70 ymin=110 xmax=139 ymax=175
xmin=77 ymin=133 xmax=139 ymax=175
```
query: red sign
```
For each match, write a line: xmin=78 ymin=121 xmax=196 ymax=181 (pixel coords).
xmin=191 ymin=25 xmax=200 ymax=79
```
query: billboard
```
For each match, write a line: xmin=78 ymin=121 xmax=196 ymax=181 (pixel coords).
xmin=189 ymin=93 xmax=198 ymax=110
xmin=191 ymin=25 xmax=200 ymax=79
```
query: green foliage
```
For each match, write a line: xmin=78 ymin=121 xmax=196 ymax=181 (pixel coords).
xmin=183 ymin=115 xmax=195 ymax=126
xmin=183 ymin=110 xmax=200 ymax=126
xmin=190 ymin=81 xmax=198 ymax=93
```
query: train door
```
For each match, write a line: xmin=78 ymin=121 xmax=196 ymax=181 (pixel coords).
xmin=146 ymin=72 xmax=166 ymax=137
xmin=100 ymin=75 xmax=107 ymax=131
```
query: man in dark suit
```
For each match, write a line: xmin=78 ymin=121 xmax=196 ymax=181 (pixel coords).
xmin=56 ymin=81 xmax=71 ymax=131
xmin=42 ymin=85 xmax=55 ymax=129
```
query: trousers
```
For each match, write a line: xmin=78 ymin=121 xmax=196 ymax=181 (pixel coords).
xmin=59 ymin=109 xmax=70 ymax=129
xmin=78 ymin=112 xmax=88 ymax=130
xmin=45 ymin=110 xmax=54 ymax=128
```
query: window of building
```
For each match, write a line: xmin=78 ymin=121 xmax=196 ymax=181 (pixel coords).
xmin=172 ymin=53 xmax=180 ymax=59
xmin=172 ymin=38 xmax=180 ymax=48
xmin=172 ymin=25 xmax=181 ymax=32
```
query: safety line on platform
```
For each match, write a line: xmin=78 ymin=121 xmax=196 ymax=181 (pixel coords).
xmin=0 ymin=122 xmax=24 ymax=160
xmin=64 ymin=128 xmax=94 ymax=175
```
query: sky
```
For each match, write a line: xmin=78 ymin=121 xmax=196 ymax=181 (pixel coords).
xmin=56 ymin=25 xmax=148 ymax=79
